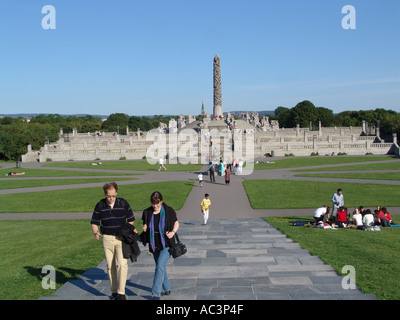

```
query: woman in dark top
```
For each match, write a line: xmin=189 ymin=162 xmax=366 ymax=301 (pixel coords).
xmin=142 ymin=191 xmax=179 ymax=300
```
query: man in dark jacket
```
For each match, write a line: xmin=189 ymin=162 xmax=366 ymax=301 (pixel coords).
xmin=91 ymin=182 xmax=135 ymax=300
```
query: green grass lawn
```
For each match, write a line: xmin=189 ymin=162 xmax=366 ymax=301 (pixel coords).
xmin=0 ymin=181 xmax=194 ymax=213
xmin=0 ymin=219 xmax=143 ymax=300
xmin=0 ymin=167 xmax=139 ymax=177
xmin=296 ymin=172 xmax=400 ymax=181
xmin=243 ymin=180 xmax=400 ymax=209
xmin=44 ymin=160 xmax=202 ymax=172
xmin=254 ymin=155 xmax=397 ymax=170
xmin=293 ymin=161 xmax=400 ymax=172
xmin=0 ymin=178 xmax=137 ymax=190
xmin=264 ymin=215 xmax=400 ymax=300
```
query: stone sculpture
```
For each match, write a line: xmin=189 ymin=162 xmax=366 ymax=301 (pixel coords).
xmin=213 ymin=55 xmax=223 ymax=119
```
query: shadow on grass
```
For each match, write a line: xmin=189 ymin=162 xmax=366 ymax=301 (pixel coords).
xmin=24 ymin=266 xmax=88 ymax=285
xmin=25 ymin=266 xmax=110 ymax=298
xmin=266 ymin=216 xmax=315 ymax=226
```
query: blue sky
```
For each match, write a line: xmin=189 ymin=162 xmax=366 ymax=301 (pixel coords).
xmin=1 ymin=0 xmax=399 ymax=116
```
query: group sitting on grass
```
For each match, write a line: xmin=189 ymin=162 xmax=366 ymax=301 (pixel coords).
xmin=313 ymin=205 xmax=396 ymax=229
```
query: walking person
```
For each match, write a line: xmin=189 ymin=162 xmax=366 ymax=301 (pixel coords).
xmin=91 ymin=182 xmax=135 ymax=300
xmin=201 ymin=193 xmax=211 ymax=225
xmin=198 ymin=172 xmax=203 ymax=188
xmin=141 ymin=191 xmax=180 ymax=300
xmin=224 ymin=165 xmax=231 ymax=185
xmin=238 ymin=159 xmax=243 ymax=175
xmin=331 ymin=188 xmax=344 ymax=222
xmin=219 ymin=160 xmax=225 ymax=176
xmin=209 ymin=162 xmax=216 ymax=182
xmin=158 ymin=157 xmax=167 ymax=171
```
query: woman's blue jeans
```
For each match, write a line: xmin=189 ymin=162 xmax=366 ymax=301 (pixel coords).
xmin=152 ymin=246 xmax=171 ymax=297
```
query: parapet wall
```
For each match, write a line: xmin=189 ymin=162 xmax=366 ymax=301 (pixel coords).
xmin=21 ymin=126 xmax=398 ymax=162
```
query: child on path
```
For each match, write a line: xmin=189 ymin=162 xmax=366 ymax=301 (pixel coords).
xmin=198 ymin=172 xmax=203 ymax=188
xmin=201 ymin=194 xmax=211 ymax=225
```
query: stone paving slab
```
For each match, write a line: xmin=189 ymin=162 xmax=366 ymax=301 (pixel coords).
xmin=39 ymin=218 xmax=377 ymax=300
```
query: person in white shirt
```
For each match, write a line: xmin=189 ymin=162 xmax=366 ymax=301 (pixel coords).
xmin=238 ymin=160 xmax=243 ymax=175
xmin=198 ymin=172 xmax=203 ymax=188
xmin=331 ymin=188 xmax=344 ymax=220
xmin=363 ymin=209 xmax=375 ymax=226
xmin=158 ymin=157 xmax=166 ymax=171
xmin=314 ymin=205 xmax=329 ymax=223
xmin=352 ymin=208 xmax=363 ymax=227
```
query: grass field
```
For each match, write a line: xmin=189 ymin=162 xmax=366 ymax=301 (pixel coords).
xmin=0 ymin=181 xmax=194 ymax=213
xmin=296 ymin=172 xmax=400 ymax=181
xmin=264 ymin=215 xmax=400 ymax=300
xmin=254 ymin=155 xmax=397 ymax=170
xmin=243 ymin=179 xmax=400 ymax=209
xmin=0 ymin=177 xmax=137 ymax=190
xmin=0 ymin=219 xmax=144 ymax=300
xmin=293 ymin=160 xmax=400 ymax=172
xmin=44 ymin=160 xmax=202 ymax=172
xmin=0 ymin=167 xmax=139 ymax=177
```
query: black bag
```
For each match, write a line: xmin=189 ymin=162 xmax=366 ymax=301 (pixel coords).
xmin=168 ymin=233 xmax=187 ymax=258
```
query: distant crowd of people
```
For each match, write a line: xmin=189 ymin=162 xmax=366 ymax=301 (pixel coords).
xmin=314 ymin=188 xmax=396 ymax=229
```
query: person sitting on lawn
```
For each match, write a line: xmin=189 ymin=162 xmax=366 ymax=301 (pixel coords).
xmin=358 ymin=206 xmax=366 ymax=217
xmin=377 ymin=207 xmax=392 ymax=227
xmin=352 ymin=208 xmax=364 ymax=228
xmin=373 ymin=210 xmax=380 ymax=225
xmin=337 ymin=206 xmax=348 ymax=228
xmin=363 ymin=209 xmax=375 ymax=227
xmin=382 ymin=207 xmax=395 ymax=225
xmin=313 ymin=205 xmax=329 ymax=223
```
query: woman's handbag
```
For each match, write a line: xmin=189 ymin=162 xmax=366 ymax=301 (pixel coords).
xmin=168 ymin=233 xmax=187 ymax=258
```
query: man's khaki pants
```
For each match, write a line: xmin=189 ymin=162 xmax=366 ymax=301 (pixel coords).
xmin=102 ymin=234 xmax=128 ymax=295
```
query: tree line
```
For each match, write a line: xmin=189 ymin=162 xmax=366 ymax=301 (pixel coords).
xmin=0 ymin=114 xmax=175 ymax=161
xmin=273 ymin=101 xmax=400 ymax=137
xmin=0 ymin=102 xmax=399 ymax=161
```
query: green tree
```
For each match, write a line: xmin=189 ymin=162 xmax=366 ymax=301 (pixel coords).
xmin=315 ymin=107 xmax=334 ymax=127
xmin=275 ymin=106 xmax=291 ymax=128
xmin=0 ymin=124 xmax=29 ymax=160
xmin=101 ymin=113 xmax=130 ymax=132
xmin=292 ymin=100 xmax=318 ymax=128
xmin=274 ymin=106 xmax=289 ymax=117
xmin=0 ymin=117 xmax=25 ymax=125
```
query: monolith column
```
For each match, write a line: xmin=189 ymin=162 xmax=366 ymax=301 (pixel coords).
xmin=213 ymin=55 xmax=223 ymax=119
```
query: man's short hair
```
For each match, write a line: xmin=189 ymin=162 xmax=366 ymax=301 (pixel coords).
xmin=103 ymin=182 xmax=118 ymax=193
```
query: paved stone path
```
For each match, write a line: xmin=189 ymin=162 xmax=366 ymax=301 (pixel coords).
xmin=2 ymin=158 xmax=399 ymax=300
xmin=40 ymin=218 xmax=377 ymax=300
